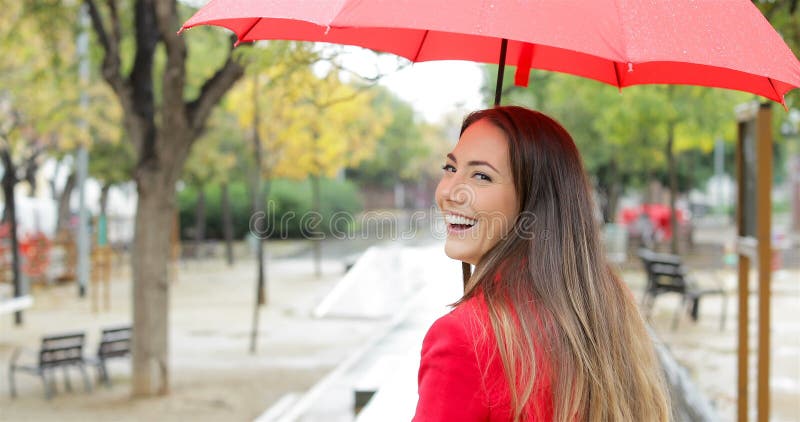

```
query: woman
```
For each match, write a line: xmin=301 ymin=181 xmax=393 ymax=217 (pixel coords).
xmin=414 ymin=106 xmax=670 ymax=421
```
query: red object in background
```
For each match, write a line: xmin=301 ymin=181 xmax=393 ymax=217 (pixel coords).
xmin=619 ymin=204 xmax=688 ymax=241
xmin=19 ymin=232 xmax=51 ymax=279
xmin=181 ymin=0 xmax=800 ymax=104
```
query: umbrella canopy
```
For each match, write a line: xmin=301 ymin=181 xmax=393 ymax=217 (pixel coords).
xmin=181 ymin=0 xmax=800 ymax=105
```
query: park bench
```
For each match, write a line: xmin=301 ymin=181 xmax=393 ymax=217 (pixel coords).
xmin=89 ymin=325 xmax=132 ymax=387
xmin=9 ymin=331 xmax=92 ymax=399
xmin=637 ymin=248 xmax=728 ymax=331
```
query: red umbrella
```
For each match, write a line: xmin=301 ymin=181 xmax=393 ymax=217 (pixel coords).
xmin=181 ymin=0 xmax=800 ymax=106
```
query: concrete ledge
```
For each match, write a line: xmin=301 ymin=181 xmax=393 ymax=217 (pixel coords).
xmin=0 ymin=295 xmax=33 ymax=315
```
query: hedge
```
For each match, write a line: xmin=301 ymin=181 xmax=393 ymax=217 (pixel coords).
xmin=178 ymin=178 xmax=363 ymax=240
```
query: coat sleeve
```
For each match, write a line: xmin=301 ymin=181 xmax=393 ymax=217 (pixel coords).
xmin=413 ymin=310 xmax=490 ymax=422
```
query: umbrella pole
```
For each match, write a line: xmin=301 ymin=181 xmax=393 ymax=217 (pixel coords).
xmin=494 ymin=38 xmax=508 ymax=106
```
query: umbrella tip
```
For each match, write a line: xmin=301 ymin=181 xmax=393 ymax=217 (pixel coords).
xmin=177 ymin=26 xmax=186 ymax=36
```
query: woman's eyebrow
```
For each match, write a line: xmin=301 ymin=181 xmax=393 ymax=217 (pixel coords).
xmin=447 ymin=153 xmax=499 ymax=173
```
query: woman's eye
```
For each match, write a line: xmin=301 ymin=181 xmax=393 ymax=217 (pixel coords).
xmin=441 ymin=164 xmax=456 ymax=173
xmin=473 ymin=172 xmax=492 ymax=182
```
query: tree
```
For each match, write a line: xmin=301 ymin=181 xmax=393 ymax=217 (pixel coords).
xmin=185 ymin=105 xmax=247 ymax=265
xmin=0 ymin=96 xmax=49 ymax=325
xmin=228 ymin=62 xmax=387 ymax=277
xmin=758 ymin=1 xmax=800 ymax=232
xmin=82 ymin=0 xmax=246 ymax=395
xmin=0 ymin=0 xmax=95 ymax=322
xmin=182 ymin=118 xmax=236 ymax=258
xmin=88 ymin=138 xmax=134 ymax=218
xmin=349 ymin=87 xmax=427 ymax=187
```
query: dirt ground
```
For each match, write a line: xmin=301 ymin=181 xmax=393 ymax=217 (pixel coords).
xmin=0 ymin=247 xmax=384 ymax=421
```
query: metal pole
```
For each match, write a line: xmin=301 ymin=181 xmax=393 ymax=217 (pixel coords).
xmin=76 ymin=4 xmax=91 ymax=298
xmin=250 ymin=72 xmax=265 ymax=354
xmin=494 ymin=38 xmax=508 ymax=107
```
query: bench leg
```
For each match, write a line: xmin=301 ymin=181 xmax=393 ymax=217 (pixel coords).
xmin=97 ymin=360 xmax=111 ymax=387
xmin=104 ymin=364 xmax=112 ymax=387
xmin=78 ymin=363 xmax=92 ymax=393
xmin=690 ymin=296 xmax=701 ymax=322
xmin=63 ymin=366 xmax=73 ymax=392
xmin=9 ymin=366 xmax=16 ymax=398
xmin=42 ymin=371 xmax=54 ymax=400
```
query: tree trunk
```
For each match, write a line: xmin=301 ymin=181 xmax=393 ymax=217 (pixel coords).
xmin=99 ymin=182 xmax=111 ymax=218
xmin=1 ymin=151 xmax=23 ymax=325
xmin=131 ymin=169 xmax=175 ymax=396
xmin=193 ymin=185 xmax=206 ymax=258
xmin=56 ymin=172 xmax=77 ymax=232
xmin=667 ymin=122 xmax=679 ymax=255
xmin=221 ymin=182 xmax=234 ymax=266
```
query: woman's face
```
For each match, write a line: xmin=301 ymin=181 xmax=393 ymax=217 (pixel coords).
xmin=435 ymin=118 xmax=519 ymax=266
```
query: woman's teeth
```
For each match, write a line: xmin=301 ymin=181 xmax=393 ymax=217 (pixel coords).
xmin=445 ymin=214 xmax=477 ymax=227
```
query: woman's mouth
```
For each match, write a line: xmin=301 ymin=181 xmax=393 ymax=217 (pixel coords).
xmin=445 ymin=213 xmax=478 ymax=234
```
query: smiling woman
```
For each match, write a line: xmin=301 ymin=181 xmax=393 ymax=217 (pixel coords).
xmin=415 ymin=106 xmax=670 ymax=422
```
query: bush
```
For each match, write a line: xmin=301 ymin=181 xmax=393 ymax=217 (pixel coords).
xmin=178 ymin=178 xmax=362 ymax=240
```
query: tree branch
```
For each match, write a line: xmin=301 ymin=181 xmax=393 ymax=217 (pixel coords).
xmin=187 ymin=43 xmax=246 ymax=136
xmin=154 ymin=0 xmax=187 ymax=126
xmin=128 ymin=0 xmax=160 ymax=165
xmin=85 ymin=0 xmax=126 ymax=98
xmin=311 ymin=87 xmax=370 ymax=109
xmin=106 ymin=0 xmax=120 ymax=46
xmin=325 ymin=57 xmax=410 ymax=84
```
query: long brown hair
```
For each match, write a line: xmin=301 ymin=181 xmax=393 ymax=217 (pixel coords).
xmin=458 ymin=106 xmax=669 ymax=421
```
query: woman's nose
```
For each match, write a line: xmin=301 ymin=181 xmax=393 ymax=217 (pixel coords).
xmin=439 ymin=178 xmax=469 ymax=205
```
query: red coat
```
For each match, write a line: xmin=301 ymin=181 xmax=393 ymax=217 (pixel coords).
xmin=413 ymin=294 xmax=553 ymax=421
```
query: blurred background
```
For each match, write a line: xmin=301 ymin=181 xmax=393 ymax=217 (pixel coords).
xmin=0 ymin=1 xmax=798 ymax=421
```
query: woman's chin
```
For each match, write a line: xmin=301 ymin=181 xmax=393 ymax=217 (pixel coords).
xmin=444 ymin=242 xmax=477 ymax=265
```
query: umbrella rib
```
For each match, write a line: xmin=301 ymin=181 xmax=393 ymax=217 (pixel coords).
xmin=613 ymin=62 xmax=622 ymax=89
xmin=237 ymin=17 xmax=263 ymax=45
xmin=767 ymin=77 xmax=780 ymax=101
xmin=411 ymin=30 xmax=431 ymax=62
xmin=767 ymin=77 xmax=788 ymax=110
